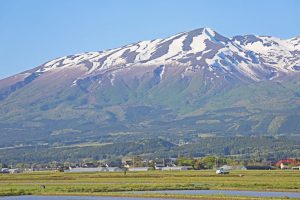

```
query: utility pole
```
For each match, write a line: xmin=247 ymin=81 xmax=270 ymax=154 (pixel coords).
xmin=133 ymin=156 xmax=135 ymax=170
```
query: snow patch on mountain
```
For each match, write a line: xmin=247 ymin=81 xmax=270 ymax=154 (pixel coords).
xmin=190 ymin=32 xmax=208 ymax=52
xmin=232 ymin=35 xmax=300 ymax=73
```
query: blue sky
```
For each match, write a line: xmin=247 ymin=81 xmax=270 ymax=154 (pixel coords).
xmin=0 ymin=0 xmax=299 ymax=79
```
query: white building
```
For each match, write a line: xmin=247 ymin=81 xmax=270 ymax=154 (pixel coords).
xmin=161 ymin=166 xmax=191 ymax=171
xmin=9 ymin=168 xmax=23 ymax=174
xmin=67 ymin=167 xmax=122 ymax=172
xmin=128 ymin=167 xmax=150 ymax=172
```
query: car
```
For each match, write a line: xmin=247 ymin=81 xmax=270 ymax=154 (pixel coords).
xmin=216 ymin=168 xmax=229 ymax=174
xmin=0 ymin=168 xmax=9 ymax=174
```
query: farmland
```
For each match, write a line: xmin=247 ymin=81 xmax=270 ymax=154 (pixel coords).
xmin=0 ymin=170 xmax=299 ymax=199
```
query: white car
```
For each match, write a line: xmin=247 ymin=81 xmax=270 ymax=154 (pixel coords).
xmin=0 ymin=168 xmax=9 ymax=173
xmin=216 ymin=168 xmax=229 ymax=174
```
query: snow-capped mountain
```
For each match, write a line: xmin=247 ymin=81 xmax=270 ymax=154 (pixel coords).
xmin=1 ymin=28 xmax=300 ymax=148
xmin=31 ymin=27 xmax=300 ymax=84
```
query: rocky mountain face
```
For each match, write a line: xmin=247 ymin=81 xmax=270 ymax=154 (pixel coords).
xmin=0 ymin=28 xmax=300 ymax=148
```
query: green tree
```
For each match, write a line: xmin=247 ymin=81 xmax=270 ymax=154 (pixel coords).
xmin=176 ymin=157 xmax=194 ymax=166
xmin=193 ymin=159 xmax=204 ymax=169
xmin=201 ymin=156 xmax=216 ymax=169
xmin=15 ymin=163 xmax=26 ymax=169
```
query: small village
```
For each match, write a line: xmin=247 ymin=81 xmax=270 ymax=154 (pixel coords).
xmin=1 ymin=157 xmax=300 ymax=174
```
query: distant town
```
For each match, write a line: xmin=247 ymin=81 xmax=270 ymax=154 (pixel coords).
xmin=1 ymin=156 xmax=299 ymax=174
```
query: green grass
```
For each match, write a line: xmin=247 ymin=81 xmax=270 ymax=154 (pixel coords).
xmin=0 ymin=170 xmax=299 ymax=199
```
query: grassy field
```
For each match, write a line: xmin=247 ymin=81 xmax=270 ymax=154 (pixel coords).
xmin=0 ymin=170 xmax=299 ymax=199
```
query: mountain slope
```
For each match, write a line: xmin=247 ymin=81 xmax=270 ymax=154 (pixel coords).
xmin=0 ymin=27 xmax=300 ymax=150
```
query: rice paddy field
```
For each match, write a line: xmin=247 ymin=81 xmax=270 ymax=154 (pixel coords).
xmin=0 ymin=170 xmax=299 ymax=199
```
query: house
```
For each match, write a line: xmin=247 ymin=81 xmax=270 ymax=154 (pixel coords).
xmin=82 ymin=162 xmax=96 ymax=168
xmin=276 ymin=159 xmax=299 ymax=169
xmin=280 ymin=163 xmax=290 ymax=170
xmin=122 ymin=158 xmax=134 ymax=168
xmin=155 ymin=163 xmax=165 ymax=170
xmin=164 ymin=158 xmax=177 ymax=166
xmin=154 ymin=158 xmax=177 ymax=170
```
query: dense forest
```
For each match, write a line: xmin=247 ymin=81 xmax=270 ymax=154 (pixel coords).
xmin=0 ymin=136 xmax=299 ymax=164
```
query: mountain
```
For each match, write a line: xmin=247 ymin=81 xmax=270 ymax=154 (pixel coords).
xmin=0 ymin=28 xmax=300 ymax=162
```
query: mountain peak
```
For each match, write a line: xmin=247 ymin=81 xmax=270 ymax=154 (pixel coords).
xmin=38 ymin=27 xmax=231 ymax=74
xmin=185 ymin=27 xmax=228 ymax=43
xmin=187 ymin=27 xmax=215 ymax=35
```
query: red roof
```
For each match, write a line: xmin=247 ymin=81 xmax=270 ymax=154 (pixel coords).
xmin=276 ymin=159 xmax=298 ymax=166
